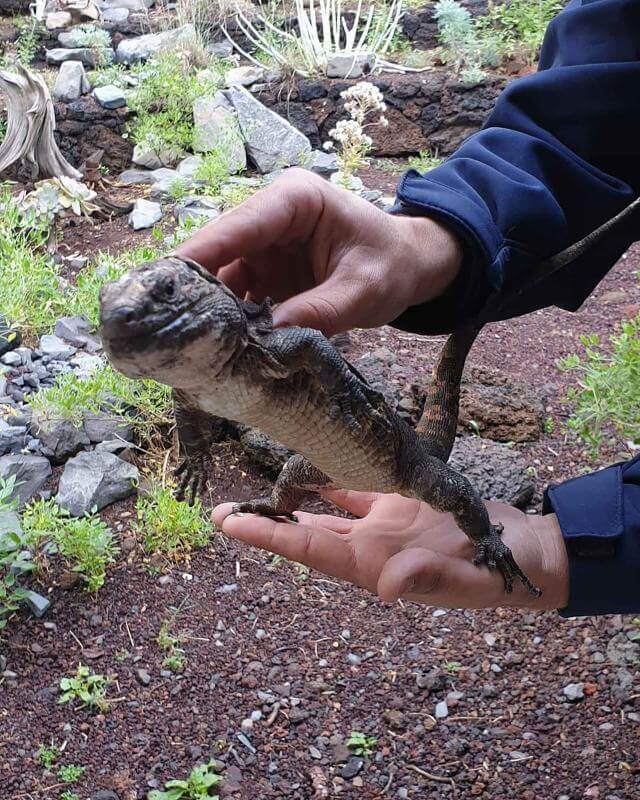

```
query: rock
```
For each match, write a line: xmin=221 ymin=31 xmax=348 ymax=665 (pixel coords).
xmin=136 ymin=667 xmax=151 ymax=685
xmin=129 ymin=198 xmax=162 ymax=230
xmin=103 ymin=0 xmax=153 ymax=9
xmin=341 ymin=757 xmax=364 ymax=779
xmin=459 ymin=368 xmax=544 ymax=442
xmin=69 ymin=352 xmax=103 ymax=378
xmin=176 ymin=155 xmax=203 ymax=180
xmin=225 ymin=85 xmax=312 ymax=173
xmin=56 ymin=450 xmax=139 ymax=516
xmin=91 ymin=790 xmax=120 ymax=800
xmin=58 ymin=27 xmax=111 ymax=49
xmin=39 ymin=334 xmax=76 ymax=360
xmin=1 ymin=352 xmax=21 ymax=367
xmin=118 ymin=168 xmax=156 ymax=185
xmin=101 ymin=7 xmax=130 ymax=25
xmin=55 ymin=316 xmax=100 ymax=351
xmin=173 ymin=195 xmax=220 ymax=226
xmin=23 ymin=590 xmax=51 ymax=618
xmin=435 ymin=700 xmax=449 ymax=719
xmin=30 ymin=414 xmax=90 ymax=464
xmin=309 ymin=149 xmax=339 ymax=177
xmin=46 ymin=48 xmax=102 ymax=68
xmin=83 ymin=412 xmax=133 ymax=444
xmin=0 ymin=420 xmax=27 ymax=456
xmin=226 ymin=65 xmax=265 ymax=86
xmin=0 ymin=455 xmax=51 ymax=508
xmin=52 ymin=60 xmax=90 ymax=102
xmin=0 ymin=316 xmax=20 ymax=357
xmin=207 ymin=40 xmax=233 ymax=58
xmin=46 ymin=11 xmax=73 ymax=30
xmin=115 ymin=24 xmax=196 ymax=64
xmin=326 ymin=52 xmax=375 ymax=78
xmin=607 ymin=632 xmax=640 ymax=666
xmin=93 ymin=85 xmax=126 ymax=110
xmin=448 ymin=437 xmax=535 ymax=508
xmin=132 ymin=144 xmax=162 ymax=170
xmin=148 ymin=169 xmax=191 ymax=200
xmin=563 ymin=682 xmax=585 ymax=701
xmin=192 ymin=97 xmax=246 ymax=172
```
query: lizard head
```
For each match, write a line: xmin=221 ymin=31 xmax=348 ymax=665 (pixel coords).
xmin=99 ymin=255 xmax=248 ymax=387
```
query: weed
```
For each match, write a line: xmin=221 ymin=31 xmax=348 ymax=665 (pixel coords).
xmin=217 ymin=181 xmax=260 ymax=210
xmin=115 ymin=648 xmax=130 ymax=662
xmin=476 ymin=0 xmax=562 ymax=64
xmin=37 ymin=744 xmax=59 ymax=769
xmin=346 ymin=731 xmax=377 ymax=757
xmin=0 ymin=476 xmax=36 ymax=630
xmin=15 ymin=18 xmax=43 ymax=65
xmin=22 ymin=500 xmax=118 ymax=592
xmin=148 ymin=761 xmax=223 ymax=799
xmin=158 ymin=618 xmax=186 ymax=672
xmin=443 ymin=660 xmax=463 ymax=674
xmin=168 ymin=177 xmax=192 ymax=203
xmin=631 ymin=618 xmax=640 ymax=642
xmin=558 ymin=317 xmax=640 ymax=454
xmin=60 ymin=793 xmax=81 ymax=800
xmin=407 ymin=150 xmax=443 ymax=173
xmin=90 ymin=62 xmax=131 ymax=89
xmin=58 ymin=764 xmax=86 ymax=783
xmin=58 ymin=664 xmax=110 ymax=713
xmin=544 ymin=416 xmax=554 ymax=435
xmin=71 ymin=24 xmax=113 ymax=65
xmin=195 ymin=144 xmax=240 ymax=196
xmin=133 ymin=483 xmax=212 ymax=557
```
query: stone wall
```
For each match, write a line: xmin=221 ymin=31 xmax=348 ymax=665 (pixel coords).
xmin=0 ymin=0 xmax=30 ymax=16
xmin=258 ymin=70 xmax=505 ymax=157
xmin=401 ymin=0 xmax=489 ymax=50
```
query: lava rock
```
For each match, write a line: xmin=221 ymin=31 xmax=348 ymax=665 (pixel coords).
xmin=607 ymin=632 xmax=640 ymax=666
xmin=0 ymin=420 xmax=28 ymax=456
xmin=56 ymin=449 xmax=139 ymax=516
xmin=30 ymin=413 xmax=90 ymax=464
xmin=83 ymin=412 xmax=133 ymax=444
xmin=0 ymin=455 xmax=52 ymax=508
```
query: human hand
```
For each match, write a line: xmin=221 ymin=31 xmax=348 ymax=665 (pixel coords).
xmin=176 ymin=169 xmax=462 ymax=337
xmin=213 ymin=491 xmax=569 ymax=610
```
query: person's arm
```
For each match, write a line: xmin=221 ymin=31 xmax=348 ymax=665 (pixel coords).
xmin=392 ymin=0 xmax=640 ymax=335
xmin=543 ymin=454 xmax=640 ymax=616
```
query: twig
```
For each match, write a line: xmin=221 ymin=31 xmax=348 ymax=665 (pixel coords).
xmin=124 ymin=618 xmax=135 ymax=649
xmin=407 ymin=764 xmax=455 ymax=789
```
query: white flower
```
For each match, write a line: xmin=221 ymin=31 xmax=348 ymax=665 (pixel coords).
xmin=322 ymin=140 xmax=334 ymax=151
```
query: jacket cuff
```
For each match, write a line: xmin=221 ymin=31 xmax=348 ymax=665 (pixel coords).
xmin=388 ymin=170 xmax=506 ymax=334
xmin=544 ymin=461 xmax=637 ymax=616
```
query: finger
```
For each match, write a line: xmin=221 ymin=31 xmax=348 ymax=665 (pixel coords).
xmin=217 ymin=259 xmax=249 ymax=297
xmin=293 ymin=510 xmax=355 ymax=534
xmin=318 ymin=488 xmax=379 ymax=518
xmin=217 ymin=509 xmax=358 ymax=581
xmin=175 ymin=175 xmax=324 ymax=274
xmin=272 ymin=276 xmax=368 ymax=337
xmin=377 ymin=547 xmax=507 ymax=608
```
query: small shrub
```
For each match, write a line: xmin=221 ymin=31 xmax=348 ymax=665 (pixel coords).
xmin=37 ymin=744 xmax=59 ymax=769
xmin=70 ymin=24 xmax=113 ymax=65
xmin=148 ymin=761 xmax=223 ymax=800
xmin=22 ymin=500 xmax=117 ymax=593
xmin=0 ymin=476 xmax=36 ymax=630
xmin=168 ymin=177 xmax=191 ymax=203
xmin=476 ymin=0 xmax=562 ymax=64
xmin=58 ymin=664 xmax=110 ymax=713
xmin=133 ymin=483 xmax=212 ymax=557
xmin=346 ymin=731 xmax=377 ymax=757
xmin=90 ymin=63 xmax=131 ymax=89
xmin=434 ymin=0 xmax=486 ymax=79
xmin=58 ymin=764 xmax=85 ymax=784
xmin=407 ymin=150 xmax=443 ymax=173
xmin=558 ymin=317 xmax=640 ymax=455
xmin=15 ymin=18 xmax=43 ymax=65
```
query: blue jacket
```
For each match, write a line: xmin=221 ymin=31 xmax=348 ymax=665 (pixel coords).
xmin=393 ymin=0 xmax=640 ymax=616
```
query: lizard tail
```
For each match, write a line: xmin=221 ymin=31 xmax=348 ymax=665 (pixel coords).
xmin=415 ymin=324 xmax=481 ymax=462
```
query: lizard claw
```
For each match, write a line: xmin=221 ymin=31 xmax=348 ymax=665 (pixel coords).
xmin=473 ymin=524 xmax=542 ymax=597
xmin=232 ymin=499 xmax=298 ymax=521
xmin=174 ymin=454 xmax=211 ymax=505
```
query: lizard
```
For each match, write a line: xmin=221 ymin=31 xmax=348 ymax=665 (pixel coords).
xmin=98 ymin=195 xmax=640 ymax=598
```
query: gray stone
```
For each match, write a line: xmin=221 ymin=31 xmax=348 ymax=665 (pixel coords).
xmin=58 ymin=27 xmax=112 ymax=49
xmin=117 ymin=168 xmax=156 ymax=186
xmin=101 ymin=7 xmax=130 ymax=25
xmin=435 ymin=700 xmax=449 ymax=718
xmin=226 ymin=65 xmax=265 ymax=86
xmin=448 ymin=436 xmax=535 ymax=508
xmin=129 ymin=198 xmax=162 ymax=230
xmin=69 ymin=352 xmax=104 ymax=378
xmin=1 ymin=352 xmax=21 ymax=367
xmin=563 ymin=682 xmax=585 ymax=701
xmin=132 ymin=144 xmax=162 ymax=170
xmin=326 ymin=51 xmax=375 ymax=78
xmin=341 ymin=757 xmax=364 ymax=779
xmin=309 ymin=149 xmax=339 ymax=177
xmin=83 ymin=412 xmax=133 ymax=444
xmin=46 ymin=11 xmax=72 ymax=30
xmin=46 ymin=48 xmax=103 ymax=68
xmin=192 ymin=96 xmax=246 ymax=173
xmin=148 ymin=169 xmax=190 ymax=200
xmin=173 ymin=196 xmax=220 ymax=226
xmin=30 ymin=413 xmax=90 ymax=464
xmin=115 ymin=24 xmax=196 ymax=64
xmin=225 ymin=85 xmax=311 ymax=173
xmin=0 ymin=455 xmax=52 ymax=508
xmin=52 ymin=60 xmax=90 ymax=102
xmin=136 ymin=667 xmax=151 ymax=685
xmin=39 ymin=334 xmax=76 ymax=360
xmin=103 ymin=0 xmax=154 ymax=9
xmin=176 ymin=155 xmax=203 ymax=180
xmin=23 ymin=590 xmax=51 ymax=618
xmin=93 ymin=84 xmax=126 ymax=109
xmin=55 ymin=316 xmax=101 ymax=351
xmin=56 ymin=450 xmax=138 ymax=516
xmin=0 ymin=420 xmax=27 ymax=456
xmin=607 ymin=632 xmax=640 ymax=666
xmin=207 ymin=40 xmax=233 ymax=58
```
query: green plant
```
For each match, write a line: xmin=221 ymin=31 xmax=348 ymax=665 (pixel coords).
xmin=22 ymin=500 xmax=117 ymax=592
xmin=476 ymin=0 xmax=562 ymax=64
xmin=71 ymin=24 xmax=113 ymax=65
xmin=128 ymin=52 xmax=223 ymax=155
xmin=58 ymin=764 xmax=85 ymax=783
xmin=148 ymin=761 xmax=223 ymax=800
xmin=90 ymin=62 xmax=131 ymax=88
xmin=133 ymin=483 xmax=212 ymax=557
xmin=168 ymin=177 xmax=191 ymax=203
xmin=346 ymin=731 xmax=377 ymax=757
xmin=558 ymin=317 xmax=640 ymax=454
xmin=631 ymin=618 xmax=640 ymax=642
xmin=158 ymin=618 xmax=186 ymax=672
xmin=434 ymin=0 xmax=486 ymax=80
xmin=443 ymin=660 xmax=463 ymax=674
xmin=407 ymin=150 xmax=443 ymax=173
xmin=543 ymin=416 xmax=554 ymax=435
xmin=60 ymin=793 xmax=81 ymax=800
xmin=15 ymin=18 xmax=43 ymax=65
xmin=0 ymin=476 xmax=36 ymax=630
xmin=58 ymin=664 xmax=110 ymax=713
xmin=37 ymin=744 xmax=59 ymax=769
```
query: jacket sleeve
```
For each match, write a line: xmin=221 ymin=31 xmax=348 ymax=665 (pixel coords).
xmin=543 ymin=455 xmax=640 ymax=616
xmin=391 ymin=0 xmax=640 ymax=335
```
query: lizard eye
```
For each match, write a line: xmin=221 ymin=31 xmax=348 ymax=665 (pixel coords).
xmin=153 ymin=277 xmax=176 ymax=301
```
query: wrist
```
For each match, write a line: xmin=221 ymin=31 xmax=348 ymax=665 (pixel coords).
xmin=396 ymin=214 xmax=464 ymax=305
xmin=524 ymin=512 xmax=570 ymax=610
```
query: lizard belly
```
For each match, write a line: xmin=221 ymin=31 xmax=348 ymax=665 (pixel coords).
xmin=195 ymin=376 xmax=402 ymax=493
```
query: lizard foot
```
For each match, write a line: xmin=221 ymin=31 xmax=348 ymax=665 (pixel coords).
xmin=174 ymin=455 xmax=211 ymax=506
xmin=473 ymin=524 xmax=542 ymax=597
xmin=232 ymin=500 xmax=298 ymax=522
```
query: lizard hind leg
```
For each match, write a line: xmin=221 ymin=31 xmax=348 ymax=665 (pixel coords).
xmin=232 ymin=454 xmax=332 ymax=521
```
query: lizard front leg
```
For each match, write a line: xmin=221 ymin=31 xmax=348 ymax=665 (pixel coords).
xmin=233 ymin=454 xmax=332 ymax=519
xmin=407 ymin=452 xmax=542 ymax=597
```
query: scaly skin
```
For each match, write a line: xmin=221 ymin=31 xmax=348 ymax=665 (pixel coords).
xmin=99 ymin=256 xmax=541 ymax=596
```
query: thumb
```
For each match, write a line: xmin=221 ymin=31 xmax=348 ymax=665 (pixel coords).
xmin=377 ymin=548 xmax=505 ymax=608
xmin=272 ymin=278 xmax=367 ymax=337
